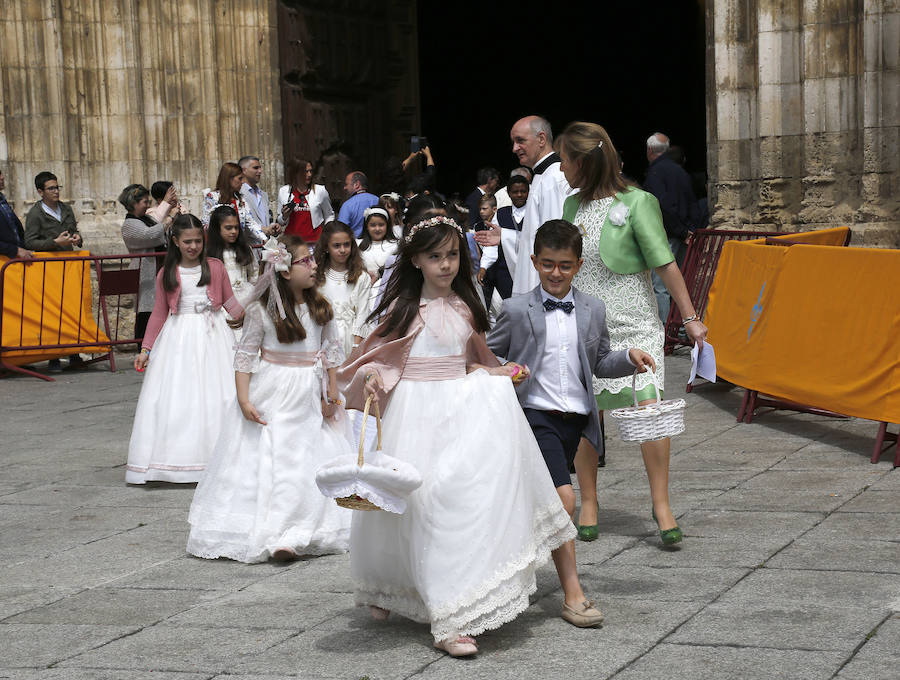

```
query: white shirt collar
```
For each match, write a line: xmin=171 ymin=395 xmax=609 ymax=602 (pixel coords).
xmin=41 ymin=201 xmax=62 ymax=220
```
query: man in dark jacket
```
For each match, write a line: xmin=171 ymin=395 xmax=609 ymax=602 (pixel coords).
xmin=644 ymin=132 xmax=698 ymax=321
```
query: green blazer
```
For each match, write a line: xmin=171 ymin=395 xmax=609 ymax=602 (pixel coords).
xmin=562 ymin=186 xmax=673 ymax=275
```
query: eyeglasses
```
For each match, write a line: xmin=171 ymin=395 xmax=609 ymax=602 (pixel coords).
xmin=42 ymin=185 xmax=61 ymax=192
xmin=536 ymin=261 xmax=576 ymax=274
xmin=292 ymin=255 xmax=315 ymax=268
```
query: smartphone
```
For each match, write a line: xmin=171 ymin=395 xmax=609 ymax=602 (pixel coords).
xmin=410 ymin=135 xmax=428 ymax=153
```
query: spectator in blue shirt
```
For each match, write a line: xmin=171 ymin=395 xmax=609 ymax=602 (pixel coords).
xmin=337 ymin=171 xmax=379 ymax=237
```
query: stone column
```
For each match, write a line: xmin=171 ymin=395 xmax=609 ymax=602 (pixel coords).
xmin=0 ymin=0 xmax=283 ymax=253
xmin=706 ymin=0 xmax=899 ymax=246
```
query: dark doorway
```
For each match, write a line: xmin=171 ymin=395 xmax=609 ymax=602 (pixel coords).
xmin=417 ymin=1 xmax=707 ymax=197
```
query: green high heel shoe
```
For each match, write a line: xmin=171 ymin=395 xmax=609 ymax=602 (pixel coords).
xmin=651 ymin=509 xmax=683 ymax=546
xmin=577 ymin=502 xmax=600 ymax=542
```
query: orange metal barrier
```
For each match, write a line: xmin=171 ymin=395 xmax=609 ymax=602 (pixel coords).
xmin=0 ymin=251 xmax=164 ymax=381
xmin=664 ymin=228 xmax=787 ymax=355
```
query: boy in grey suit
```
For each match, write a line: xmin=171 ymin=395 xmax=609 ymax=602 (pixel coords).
xmin=488 ymin=219 xmax=655 ymax=627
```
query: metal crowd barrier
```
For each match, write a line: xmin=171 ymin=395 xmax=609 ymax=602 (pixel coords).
xmin=663 ymin=228 xmax=787 ymax=356
xmin=0 ymin=251 xmax=164 ymax=382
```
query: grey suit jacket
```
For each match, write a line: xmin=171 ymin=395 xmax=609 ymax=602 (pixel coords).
xmin=240 ymin=184 xmax=270 ymax=227
xmin=487 ymin=285 xmax=634 ymax=454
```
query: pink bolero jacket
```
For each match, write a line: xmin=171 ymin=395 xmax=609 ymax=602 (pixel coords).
xmin=338 ymin=294 xmax=500 ymax=412
xmin=141 ymin=257 xmax=244 ymax=350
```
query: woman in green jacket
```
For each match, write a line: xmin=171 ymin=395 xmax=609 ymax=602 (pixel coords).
xmin=557 ymin=121 xmax=707 ymax=546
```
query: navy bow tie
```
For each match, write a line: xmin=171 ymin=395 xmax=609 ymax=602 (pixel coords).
xmin=543 ymin=298 xmax=574 ymax=314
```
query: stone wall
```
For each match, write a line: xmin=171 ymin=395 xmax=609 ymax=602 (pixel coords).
xmin=0 ymin=0 xmax=283 ymax=254
xmin=706 ymin=0 xmax=899 ymax=246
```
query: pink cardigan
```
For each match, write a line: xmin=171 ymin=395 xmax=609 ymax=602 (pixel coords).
xmin=338 ymin=294 xmax=499 ymax=412
xmin=141 ymin=257 xmax=244 ymax=349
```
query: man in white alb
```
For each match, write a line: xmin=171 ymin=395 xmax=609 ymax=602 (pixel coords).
xmin=474 ymin=115 xmax=574 ymax=296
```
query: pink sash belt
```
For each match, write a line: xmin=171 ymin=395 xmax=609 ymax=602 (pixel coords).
xmin=402 ymin=354 xmax=466 ymax=381
xmin=260 ymin=348 xmax=317 ymax=367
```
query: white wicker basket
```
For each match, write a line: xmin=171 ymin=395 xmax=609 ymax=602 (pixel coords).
xmin=609 ymin=367 xmax=685 ymax=442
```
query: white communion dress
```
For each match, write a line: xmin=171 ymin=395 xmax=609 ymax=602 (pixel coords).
xmin=126 ymin=265 xmax=237 ymax=484
xmin=350 ymin=297 xmax=576 ymax=641
xmin=186 ymin=301 xmax=352 ymax=562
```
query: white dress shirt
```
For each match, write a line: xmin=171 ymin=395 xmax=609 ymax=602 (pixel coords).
xmin=41 ymin=201 xmax=63 ymax=222
xmin=481 ymin=204 xmax=526 ymax=271
xmin=523 ymin=287 xmax=593 ymax=415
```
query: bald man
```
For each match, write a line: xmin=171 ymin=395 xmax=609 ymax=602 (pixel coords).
xmin=475 ymin=115 xmax=574 ymax=296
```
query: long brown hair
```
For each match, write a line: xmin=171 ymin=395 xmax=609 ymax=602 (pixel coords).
xmin=367 ymin=219 xmax=489 ymax=338
xmin=214 ymin=162 xmax=243 ymax=202
xmin=162 ymin=214 xmax=210 ymax=292
xmin=259 ymin=236 xmax=333 ymax=343
xmin=556 ymin=121 xmax=628 ymax=205
xmin=314 ymin=221 xmax=365 ymax=285
xmin=286 ymin=157 xmax=314 ymax=195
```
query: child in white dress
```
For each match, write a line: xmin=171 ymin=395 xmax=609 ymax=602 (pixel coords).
xmin=315 ymin=221 xmax=373 ymax=355
xmin=187 ymin=236 xmax=352 ymax=562
xmin=357 ymin=207 xmax=399 ymax=281
xmin=127 ymin=214 xmax=243 ymax=484
xmin=206 ymin=205 xmax=258 ymax=308
xmin=338 ymin=215 xmax=575 ymax=657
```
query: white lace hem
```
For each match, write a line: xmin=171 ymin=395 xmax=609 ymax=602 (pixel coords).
xmin=186 ymin=526 xmax=350 ymax=564
xmin=355 ymin=502 xmax=575 ymax=640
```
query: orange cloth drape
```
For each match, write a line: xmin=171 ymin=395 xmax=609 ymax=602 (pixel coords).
xmin=705 ymin=228 xmax=900 ymax=423
xmin=1 ymin=251 xmax=110 ymax=365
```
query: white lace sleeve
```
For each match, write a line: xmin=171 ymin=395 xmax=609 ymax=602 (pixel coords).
xmin=234 ymin=302 xmax=264 ymax=372
xmin=320 ymin=319 xmax=347 ymax=368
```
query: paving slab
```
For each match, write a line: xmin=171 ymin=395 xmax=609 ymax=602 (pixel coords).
xmin=766 ymin=537 xmax=900 ymax=573
xmin=697 ymin=486 xmax=851 ymax=512
xmin=2 ymin=622 xmax=140 ymax=668
xmin=836 ymin=489 xmax=900 ymax=513
xmin=611 ymin=643 xmax=847 ymax=680
xmin=59 ymin=625 xmax=298 ymax=673
xmin=7 ymin=670 xmax=212 ymax=680
xmin=581 ymin=565 xmax=749 ymax=604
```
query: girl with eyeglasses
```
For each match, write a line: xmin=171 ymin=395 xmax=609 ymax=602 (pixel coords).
xmin=187 ymin=235 xmax=352 ymax=563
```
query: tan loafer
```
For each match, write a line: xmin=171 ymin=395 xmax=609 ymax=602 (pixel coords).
xmin=561 ymin=600 xmax=605 ymax=627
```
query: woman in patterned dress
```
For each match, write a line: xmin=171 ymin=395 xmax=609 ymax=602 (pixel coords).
xmin=556 ymin=122 xmax=707 ymax=546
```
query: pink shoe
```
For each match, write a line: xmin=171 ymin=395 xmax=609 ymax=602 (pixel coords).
xmin=369 ymin=605 xmax=390 ymax=620
xmin=434 ymin=635 xmax=478 ymax=657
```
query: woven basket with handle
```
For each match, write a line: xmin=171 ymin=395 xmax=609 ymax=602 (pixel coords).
xmin=335 ymin=395 xmax=383 ymax=511
xmin=609 ymin=367 xmax=685 ymax=442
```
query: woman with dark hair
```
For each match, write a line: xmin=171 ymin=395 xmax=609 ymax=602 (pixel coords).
xmin=556 ymin=121 xmax=707 ymax=546
xmin=276 ymin=158 xmax=334 ymax=243
xmin=120 ymin=183 xmax=170 ymax=339
xmin=201 ymin=162 xmax=270 ymax=245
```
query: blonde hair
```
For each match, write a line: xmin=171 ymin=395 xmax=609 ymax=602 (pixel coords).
xmin=555 ymin=121 xmax=627 ymax=205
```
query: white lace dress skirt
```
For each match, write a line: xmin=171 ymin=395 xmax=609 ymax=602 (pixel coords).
xmin=573 ymin=198 xmax=665 ymax=410
xmin=126 ymin=268 xmax=237 ymax=484
xmin=186 ymin=360 xmax=352 ymax=562
xmin=186 ymin=307 xmax=353 ymax=562
xmin=351 ymin=308 xmax=575 ymax=641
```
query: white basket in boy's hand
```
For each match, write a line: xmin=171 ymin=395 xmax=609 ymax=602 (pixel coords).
xmin=609 ymin=367 xmax=685 ymax=442
xmin=315 ymin=395 xmax=423 ymax=513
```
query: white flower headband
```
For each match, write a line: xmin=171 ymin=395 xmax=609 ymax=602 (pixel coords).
xmin=404 ymin=215 xmax=464 ymax=244
xmin=246 ymin=237 xmax=294 ymax=319
xmin=380 ymin=192 xmax=400 ymax=202
xmin=364 ymin=207 xmax=389 ymax=221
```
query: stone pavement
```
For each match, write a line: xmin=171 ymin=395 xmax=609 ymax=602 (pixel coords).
xmin=1 ymin=352 xmax=899 ymax=680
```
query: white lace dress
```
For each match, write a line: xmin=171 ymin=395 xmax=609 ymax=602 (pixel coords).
xmin=221 ymin=249 xmax=259 ymax=308
xmin=319 ymin=268 xmax=373 ymax=356
xmin=573 ymin=197 xmax=665 ymax=408
xmin=126 ymin=265 xmax=237 ymax=484
xmin=186 ymin=301 xmax=353 ymax=562
xmin=350 ymin=298 xmax=576 ymax=642
xmin=358 ymin=239 xmax=399 ymax=277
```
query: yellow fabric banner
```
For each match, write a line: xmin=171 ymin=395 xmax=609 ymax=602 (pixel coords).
xmin=1 ymin=251 xmax=111 ymax=365
xmin=705 ymin=228 xmax=900 ymax=423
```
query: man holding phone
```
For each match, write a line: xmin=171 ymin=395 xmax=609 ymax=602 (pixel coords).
xmin=24 ymin=171 xmax=82 ymax=251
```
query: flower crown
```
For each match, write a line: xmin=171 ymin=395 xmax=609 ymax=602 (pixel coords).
xmin=404 ymin=215 xmax=464 ymax=243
